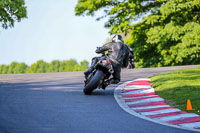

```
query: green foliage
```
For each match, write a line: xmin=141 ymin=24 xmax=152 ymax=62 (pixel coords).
xmin=75 ymin=0 xmax=200 ymax=67
xmin=7 ymin=61 xmax=18 ymax=74
xmin=49 ymin=60 xmax=60 ymax=72
xmin=151 ymin=67 xmax=200 ymax=115
xmin=0 ymin=64 xmax=8 ymax=74
xmin=73 ymin=64 xmax=81 ymax=71
xmin=26 ymin=60 xmax=49 ymax=73
xmin=0 ymin=0 xmax=27 ymax=29
xmin=80 ymin=60 xmax=89 ymax=70
xmin=0 ymin=59 xmax=89 ymax=74
xmin=65 ymin=59 xmax=78 ymax=72
xmin=146 ymin=22 xmax=200 ymax=66
xmin=59 ymin=61 xmax=67 ymax=72
xmin=13 ymin=62 xmax=28 ymax=74
xmin=130 ymin=0 xmax=200 ymax=67
xmin=75 ymin=0 xmax=163 ymax=34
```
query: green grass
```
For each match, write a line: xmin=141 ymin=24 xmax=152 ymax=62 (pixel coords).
xmin=150 ymin=66 xmax=200 ymax=115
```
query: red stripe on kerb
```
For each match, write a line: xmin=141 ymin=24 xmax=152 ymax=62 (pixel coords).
xmin=126 ymin=80 xmax=151 ymax=86
xmin=134 ymin=107 xmax=174 ymax=112
xmin=122 ymin=88 xmax=148 ymax=93
xmin=167 ymin=116 xmax=200 ymax=125
xmin=147 ymin=111 xmax=187 ymax=118
xmin=125 ymin=96 xmax=160 ymax=102
xmin=122 ymin=92 xmax=156 ymax=97
xmin=128 ymin=101 xmax=166 ymax=108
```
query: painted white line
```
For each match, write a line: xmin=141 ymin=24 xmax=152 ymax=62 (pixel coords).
xmin=138 ymin=88 xmax=155 ymax=93
xmin=126 ymin=85 xmax=152 ymax=88
xmin=131 ymin=105 xmax=171 ymax=110
xmin=122 ymin=88 xmax=154 ymax=95
xmin=153 ymin=113 xmax=199 ymax=122
xmin=180 ymin=121 xmax=200 ymax=129
xmin=140 ymin=109 xmax=181 ymax=116
xmin=122 ymin=95 xmax=159 ymax=100
xmin=124 ymin=81 xmax=134 ymax=84
xmin=133 ymin=78 xmax=151 ymax=81
xmin=123 ymin=86 xmax=150 ymax=90
xmin=126 ymin=97 xmax=164 ymax=105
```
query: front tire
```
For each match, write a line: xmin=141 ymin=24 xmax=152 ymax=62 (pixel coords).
xmin=84 ymin=70 xmax=104 ymax=95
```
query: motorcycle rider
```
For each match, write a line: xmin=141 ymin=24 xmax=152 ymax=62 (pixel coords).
xmin=84 ymin=35 xmax=130 ymax=89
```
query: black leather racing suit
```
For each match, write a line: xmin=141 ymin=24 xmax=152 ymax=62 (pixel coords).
xmin=93 ymin=41 xmax=130 ymax=84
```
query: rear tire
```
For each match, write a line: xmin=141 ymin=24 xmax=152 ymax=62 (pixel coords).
xmin=84 ymin=70 xmax=104 ymax=95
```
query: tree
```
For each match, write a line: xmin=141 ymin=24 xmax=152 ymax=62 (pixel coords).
xmin=59 ymin=61 xmax=66 ymax=72
xmin=7 ymin=61 xmax=18 ymax=74
xmin=27 ymin=60 xmax=49 ymax=73
xmin=0 ymin=62 xmax=27 ymax=74
xmin=127 ymin=0 xmax=200 ymax=67
xmin=0 ymin=59 xmax=89 ymax=74
xmin=14 ymin=63 xmax=28 ymax=73
xmin=75 ymin=0 xmax=200 ymax=67
xmin=80 ymin=60 xmax=89 ymax=71
xmin=0 ymin=0 xmax=27 ymax=29
xmin=75 ymin=0 xmax=163 ymax=34
xmin=0 ymin=64 xmax=8 ymax=74
xmin=73 ymin=64 xmax=81 ymax=71
xmin=49 ymin=60 xmax=60 ymax=72
xmin=65 ymin=59 xmax=78 ymax=72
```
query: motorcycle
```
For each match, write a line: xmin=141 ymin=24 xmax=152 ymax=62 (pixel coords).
xmin=83 ymin=55 xmax=113 ymax=95
xmin=127 ymin=55 xmax=135 ymax=69
xmin=127 ymin=59 xmax=135 ymax=69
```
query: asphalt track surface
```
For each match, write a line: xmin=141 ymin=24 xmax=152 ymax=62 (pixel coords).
xmin=0 ymin=65 xmax=199 ymax=133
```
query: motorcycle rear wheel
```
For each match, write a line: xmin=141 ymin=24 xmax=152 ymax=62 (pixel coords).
xmin=84 ymin=70 xmax=104 ymax=95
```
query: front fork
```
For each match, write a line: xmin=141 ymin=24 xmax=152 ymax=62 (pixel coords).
xmin=84 ymin=70 xmax=96 ymax=86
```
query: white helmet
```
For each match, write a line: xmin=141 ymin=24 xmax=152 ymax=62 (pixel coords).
xmin=112 ymin=35 xmax=124 ymax=42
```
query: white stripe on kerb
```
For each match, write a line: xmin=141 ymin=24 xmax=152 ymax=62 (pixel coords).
xmin=141 ymin=109 xmax=181 ymax=116
xmin=139 ymin=88 xmax=155 ymax=93
xmin=124 ymin=86 xmax=150 ymax=90
xmin=153 ymin=113 xmax=199 ymax=122
xmin=125 ymin=85 xmax=152 ymax=88
xmin=122 ymin=88 xmax=154 ymax=95
xmin=122 ymin=95 xmax=159 ymax=100
xmin=123 ymin=86 xmax=144 ymax=90
xmin=126 ymin=98 xmax=164 ymax=105
xmin=180 ymin=121 xmax=200 ymax=129
xmin=131 ymin=105 xmax=171 ymax=110
xmin=133 ymin=78 xmax=150 ymax=81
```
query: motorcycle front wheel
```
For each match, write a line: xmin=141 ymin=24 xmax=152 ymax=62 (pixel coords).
xmin=83 ymin=70 xmax=104 ymax=95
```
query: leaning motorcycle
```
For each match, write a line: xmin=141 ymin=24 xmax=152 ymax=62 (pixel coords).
xmin=83 ymin=55 xmax=113 ymax=95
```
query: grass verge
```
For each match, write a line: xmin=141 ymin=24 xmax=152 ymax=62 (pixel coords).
xmin=150 ymin=66 xmax=200 ymax=115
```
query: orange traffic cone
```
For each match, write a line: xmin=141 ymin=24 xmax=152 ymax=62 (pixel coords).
xmin=186 ymin=99 xmax=193 ymax=110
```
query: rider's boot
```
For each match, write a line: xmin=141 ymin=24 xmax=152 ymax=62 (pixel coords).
xmin=84 ymin=64 xmax=95 ymax=77
xmin=102 ymin=80 xmax=111 ymax=90
xmin=84 ymin=57 xmax=98 ymax=77
xmin=102 ymin=78 xmax=120 ymax=89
